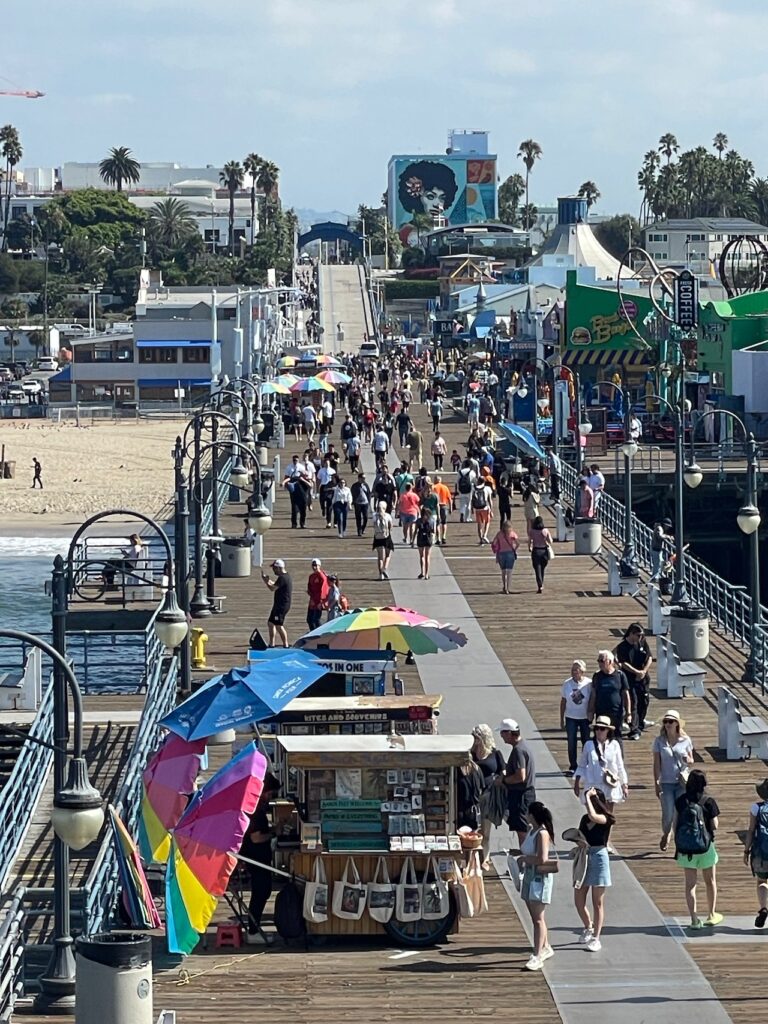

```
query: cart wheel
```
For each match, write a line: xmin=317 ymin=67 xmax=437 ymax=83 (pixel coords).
xmin=384 ymin=892 xmax=456 ymax=948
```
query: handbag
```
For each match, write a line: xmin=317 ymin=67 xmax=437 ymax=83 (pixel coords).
xmin=450 ymin=864 xmax=474 ymax=918
xmin=463 ymin=850 xmax=488 ymax=915
xmin=395 ymin=856 xmax=422 ymax=922
xmin=367 ymin=857 xmax=396 ymax=923
xmin=421 ymin=857 xmax=450 ymax=920
xmin=303 ymin=857 xmax=329 ymax=923
xmin=331 ymin=858 xmax=367 ymax=920
xmin=546 ymin=543 xmax=556 ymax=562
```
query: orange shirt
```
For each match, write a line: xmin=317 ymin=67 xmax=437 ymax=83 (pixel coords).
xmin=433 ymin=482 xmax=452 ymax=507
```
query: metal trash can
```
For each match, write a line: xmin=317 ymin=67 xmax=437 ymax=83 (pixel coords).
xmin=669 ymin=606 xmax=710 ymax=661
xmin=574 ymin=518 xmax=602 ymax=555
xmin=76 ymin=932 xmax=152 ymax=1024
xmin=221 ymin=536 xmax=252 ymax=577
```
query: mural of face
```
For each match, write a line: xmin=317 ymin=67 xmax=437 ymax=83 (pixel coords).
xmin=420 ymin=188 xmax=446 ymax=215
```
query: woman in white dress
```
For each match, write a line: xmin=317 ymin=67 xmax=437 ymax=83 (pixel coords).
xmin=573 ymin=715 xmax=628 ymax=811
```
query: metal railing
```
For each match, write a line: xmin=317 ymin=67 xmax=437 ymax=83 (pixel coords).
xmin=0 ymin=889 xmax=25 ymax=1023
xmin=612 ymin=445 xmax=662 ymax=476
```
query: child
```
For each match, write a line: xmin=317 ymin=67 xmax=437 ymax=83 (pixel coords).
xmin=450 ymin=449 xmax=462 ymax=473
xmin=326 ymin=575 xmax=348 ymax=620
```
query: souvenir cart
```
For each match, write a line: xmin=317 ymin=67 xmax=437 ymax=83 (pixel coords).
xmin=278 ymin=733 xmax=472 ymax=946
xmin=248 ymin=647 xmax=402 ymax=697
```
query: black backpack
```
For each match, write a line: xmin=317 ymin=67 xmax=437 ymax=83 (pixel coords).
xmin=458 ymin=470 xmax=472 ymax=494
xmin=751 ymin=802 xmax=768 ymax=873
xmin=675 ymin=798 xmax=710 ymax=858
xmin=471 ymin=487 xmax=488 ymax=510
xmin=274 ymin=882 xmax=307 ymax=941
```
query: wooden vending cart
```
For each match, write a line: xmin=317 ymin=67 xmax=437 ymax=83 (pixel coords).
xmin=277 ymin=733 xmax=472 ymax=947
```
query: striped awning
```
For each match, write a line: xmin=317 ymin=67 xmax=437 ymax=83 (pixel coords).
xmin=562 ymin=348 xmax=653 ymax=367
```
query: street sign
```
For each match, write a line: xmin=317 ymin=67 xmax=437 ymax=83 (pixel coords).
xmin=673 ymin=270 xmax=699 ymax=330
xmin=433 ymin=318 xmax=454 ymax=337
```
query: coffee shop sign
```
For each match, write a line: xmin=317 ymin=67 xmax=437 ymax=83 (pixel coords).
xmin=570 ymin=306 xmax=638 ymax=346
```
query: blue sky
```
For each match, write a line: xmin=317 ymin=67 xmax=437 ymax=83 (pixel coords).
xmin=4 ymin=0 xmax=766 ymax=216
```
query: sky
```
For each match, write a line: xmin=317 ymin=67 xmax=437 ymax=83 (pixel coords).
xmin=3 ymin=0 xmax=768 ymax=218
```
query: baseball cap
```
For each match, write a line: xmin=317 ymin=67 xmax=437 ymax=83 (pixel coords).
xmin=499 ymin=718 xmax=520 ymax=733
xmin=311 ymin=558 xmax=321 ymax=567
xmin=271 ymin=559 xmax=285 ymax=569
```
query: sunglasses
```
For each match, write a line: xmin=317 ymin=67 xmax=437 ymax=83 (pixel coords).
xmin=595 ymin=725 xmax=609 ymax=731
xmin=663 ymin=718 xmax=678 ymax=725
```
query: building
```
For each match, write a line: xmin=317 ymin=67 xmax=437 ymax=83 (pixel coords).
xmin=642 ymin=217 xmax=768 ymax=272
xmin=59 ymin=162 xmax=228 ymax=192
xmin=128 ymin=180 xmax=258 ymax=252
xmin=526 ymin=197 xmax=623 ymax=283
xmin=698 ymin=290 xmax=768 ymax=393
xmin=387 ymin=130 xmax=497 ymax=247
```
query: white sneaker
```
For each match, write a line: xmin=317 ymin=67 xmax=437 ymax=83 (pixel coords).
xmin=540 ymin=945 xmax=554 ymax=962
xmin=579 ymin=927 xmax=593 ymax=944
xmin=586 ymin=937 xmax=602 ymax=953
xmin=245 ymin=931 xmax=269 ymax=946
xmin=524 ymin=954 xmax=544 ymax=971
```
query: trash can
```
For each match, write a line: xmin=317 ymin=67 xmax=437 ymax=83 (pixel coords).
xmin=669 ymin=606 xmax=710 ymax=661
xmin=76 ymin=932 xmax=152 ymax=1024
xmin=221 ymin=537 xmax=252 ymax=578
xmin=574 ymin=518 xmax=602 ymax=555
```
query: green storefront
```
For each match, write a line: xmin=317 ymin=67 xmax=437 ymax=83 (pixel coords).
xmin=697 ymin=291 xmax=768 ymax=393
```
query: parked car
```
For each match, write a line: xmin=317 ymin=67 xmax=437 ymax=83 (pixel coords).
xmin=21 ymin=379 xmax=43 ymax=395
xmin=6 ymin=385 xmax=26 ymax=402
xmin=35 ymin=357 xmax=58 ymax=372
xmin=0 ymin=367 xmax=13 ymax=384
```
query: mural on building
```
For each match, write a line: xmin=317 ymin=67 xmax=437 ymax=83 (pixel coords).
xmin=390 ymin=157 xmax=497 ymax=246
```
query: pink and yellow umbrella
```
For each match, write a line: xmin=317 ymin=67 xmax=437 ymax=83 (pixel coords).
xmin=276 ymin=356 xmax=297 ymax=369
xmin=316 ymin=369 xmax=351 ymax=385
xmin=138 ymin=734 xmax=207 ymax=865
xmin=290 ymin=376 xmax=335 ymax=393
xmin=296 ymin=606 xmax=467 ymax=656
xmin=314 ymin=354 xmax=342 ymax=367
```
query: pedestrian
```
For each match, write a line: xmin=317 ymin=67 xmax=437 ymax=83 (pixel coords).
xmin=650 ymin=519 xmax=674 ymax=581
xmin=372 ymin=466 xmax=396 ymax=513
xmin=498 ymin=718 xmax=537 ymax=851
xmin=547 ymin=448 xmax=561 ymax=503
xmin=431 ymin=430 xmax=447 ymax=470
xmin=306 ymin=559 xmax=329 ymax=632
xmin=675 ymin=769 xmax=723 ymax=928
xmin=415 ymin=506 xmax=435 ymax=579
xmin=522 ymin=480 xmax=541 ymax=537
xmin=420 ymin=480 xmax=439 ymax=534
xmin=573 ymin=787 xmax=615 ymax=953
xmin=261 ymin=559 xmax=292 ymax=648
xmin=317 ymin=456 xmax=337 ymax=529
xmin=406 ymin=425 xmax=423 ymax=471
xmin=577 ymin=479 xmax=595 ymax=519
xmin=331 ymin=477 xmax=353 ymax=537
xmin=301 ymin=402 xmax=317 ymax=442
xmin=430 ymin=395 xmax=443 ymax=432
xmin=471 ymin=723 xmax=507 ymax=869
xmin=31 ymin=457 xmax=43 ymax=489
xmin=587 ymin=650 xmax=631 ymax=741
xmin=398 ymin=481 xmax=421 ymax=546
xmin=340 ymin=413 xmax=357 ymax=461
xmin=373 ymin=424 xmax=390 ymax=459
xmin=490 ymin=519 xmax=519 ymax=594
xmin=325 ymin=574 xmax=348 ymax=620
xmin=742 ymin=778 xmax=768 ymax=928
xmin=432 ymin=475 xmax=452 ymax=546
xmin=518 ymin=801 xmax=556 ymax=971
xmin=455 ymin=460 xmax=476 ymax=523
xmin=652 ymin=709 xmax=694 ymax=852
xmin=239 ymin=771 xmax=281 ymax=944
xmin=471 ymin=477 xmax=493 ymax=546
xmin=372 ymin=500 xmax=394 ymax=580
xmin=497 ymin=473 xmax=513 ymax=525
xmin=528 ymin=515 xmax=553 ymax=594
xmin=587 ymin=464 xmax=605 ymax=515
xmin=283 ymin=455 xmax=310 ymax=529
xmin=395 ymin=409 xmax=411 ymax=448
xmin=351 ymin=471 xmax=372 ymax=536
xmin=615 ymin=623 xmax=653 ymax=740
xmin=573 ymin=715 xmax=628 ymax=811
xmin=466 ymin=392 xmax=481 ymax=428
xmin=456 ymin=755 xmax=484 ymax=830
xmin=450 ymin=448 xmax=462 ymax=473
xmin=560 ymin=660 xmax=591 ymax=776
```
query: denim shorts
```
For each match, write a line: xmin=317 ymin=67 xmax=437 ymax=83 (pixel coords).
xmin=584 ymin=846 xmax=611 ymax=887
xmin=496 ymin=552 xmax=517 ymax=570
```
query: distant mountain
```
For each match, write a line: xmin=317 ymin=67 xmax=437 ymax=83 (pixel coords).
xmin=291 ymin=208 xmax=353 ymax=232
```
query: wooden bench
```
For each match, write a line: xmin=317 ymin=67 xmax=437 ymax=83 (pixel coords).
xmin=717 ymin=685 xmax=768 ymax=761
xmin=607 ymin=552 xmax=641 ymax=597
xmin=656 ymin=636 xmax=706 ymax=698
xmin=647 ymin=584 xmax=672 ymax=636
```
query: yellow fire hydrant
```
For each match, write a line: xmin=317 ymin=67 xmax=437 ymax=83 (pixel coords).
xmin=191 ymin=627 xmax=209 ymax=669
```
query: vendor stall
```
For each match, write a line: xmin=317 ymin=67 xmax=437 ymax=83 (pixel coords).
xmin=248 ymin=647 xmax=401 ymax=696
xmin=277 ymin=733 xmax=474 ymax=946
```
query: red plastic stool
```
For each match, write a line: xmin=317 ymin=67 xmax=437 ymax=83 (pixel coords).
xmin=215 ymin=922 xmax=243 ymax=949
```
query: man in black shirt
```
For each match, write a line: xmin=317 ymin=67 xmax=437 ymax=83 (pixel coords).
xmin=587 ymin=650 xmax=631 ymax=741
xmin=499 ymin=718 xmax=537 ymax=850
xmin=615 ymin=623 xmax=653 ymax=740
xmin=261 ymin=559 xmax=292 ymax=647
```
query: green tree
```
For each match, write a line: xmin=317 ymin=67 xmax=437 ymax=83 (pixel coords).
xmin=0 ymin=252 xmax=19 ymax=292
xmin=1 ymin=124 xmax=23 ymax=250
xmin=3 ymin=212 xmax=33 ymax=251
xmin=17 ymin=259 xmax=45 ymax=291
xmin=577 ymin=180 xmax=601 ymax=209
xmin=0 ymin=297 xmax=27 ymax=319
xmin=410 ymin=212 xmax=434 ymax=246
xmin=98 ymin=146 xmax=141 ymax=192
xmin=713 ymin=132 xmax=729 ymax=159
xmin=658 ymin=132 xmax=679 ymax=165
xmin=750 ymin=178 xmax=768 ymax=225
xmin=257 ymin=160 xmax=280 ymax=227
xmin=498 ymin=173 xmax=525 ymax=226
xmin=594 ymin=214 xmax=641 ymax=260
xmin=519 ymin=203 xmax=538 ymax=233
xmin=147 ymin=197 xmax=197 ymax=259
xmin=637 ymin=150 xmax=660 ymax=225
xmin=517 ymin=139 xmax=542 ymax=228
xmin=243 ymin=152 xmax=262 ymax=245
xmin=219 ymin=160 xmax=244 ymax=256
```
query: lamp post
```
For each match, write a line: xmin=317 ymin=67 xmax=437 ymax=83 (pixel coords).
xmin=601 ymin=380 xmax=639 ymax=577
xmin=173 ymin=437 xmax=192 ymax=694
xmin=686 ymin=410 xmax=762 ymax=680
xmin=3 ymin=574 xmax=104 ymax=1012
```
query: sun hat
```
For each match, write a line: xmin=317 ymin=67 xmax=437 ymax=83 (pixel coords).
xmin=756 ymin=779 xmax=768 ymax=801
xmin=271 ymin=559 xmax=285 ymax=569
xmin=499 ymin=718 xmax=520 ymax=733
xmin=593 ymin=715 xmax=614 ymax=730
xmin=662 ymin=709 xmax=684 ymax=728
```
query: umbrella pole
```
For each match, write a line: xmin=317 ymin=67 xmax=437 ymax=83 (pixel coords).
xmin=235 ymin=852 xmax=300 ymax=883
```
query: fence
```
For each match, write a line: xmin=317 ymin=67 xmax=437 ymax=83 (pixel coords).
xmin=0 ymin=890 xmax=25 ymax=1023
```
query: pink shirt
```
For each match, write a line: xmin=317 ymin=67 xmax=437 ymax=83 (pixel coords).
xmin=398 ymin=491 xmax=421 ymax=517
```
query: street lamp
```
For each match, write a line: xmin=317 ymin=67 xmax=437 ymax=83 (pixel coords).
xmin=601 ymin=379 xmax=639 ymax=578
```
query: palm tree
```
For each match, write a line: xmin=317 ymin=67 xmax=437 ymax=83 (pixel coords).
xmin=243 ymin=152 xmax=263 ymax=246
xmin=658 ymin=133 xmax=679 ymax=165
xmin=256 ymin=161 xmax=280 ymax=227
xmin=519 ymin=203 xmax=538 ymax=232
xmin=498 ymin=172 xmax=526 ymax=225
xmin=1 ymin=124 xmax=23 ymax=251
xmin=577 ymin=181 xmax=601 ymax=209
xmin=219 ymin=161 xmax=244 ymax=256
xmin=517 ymin=140 xmax=542 ymax=227
xmin=750 ymin=178 xmax=768 ymax=226
xmin=149 ymin=198 xmax=196 ymax=249
xmin=98 ymin=146 xmax=141 ymax=192
xmin=713 ymin=133 xmax=729 ymax=159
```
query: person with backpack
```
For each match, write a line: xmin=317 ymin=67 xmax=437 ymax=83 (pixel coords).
xmin=742 ymin=778 xmax=768 ymax=928
xmin=371 ymin=501 xmax=394 ymax=580
xmin=471 ymin=477 xmax=493 ymax=545
xmin=652 ymin=709 xmax=694 ymax=852
xmin=415 ymin=506 xmax=435 ymax=579
xmin=350 ymin=471 xmax=372 ymax=536
xmin=674 ymin=769 xmax=722 ymax=929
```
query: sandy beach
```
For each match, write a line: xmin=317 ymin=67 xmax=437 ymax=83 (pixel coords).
xmin=0 ymin=419 xmax=187 ymax=536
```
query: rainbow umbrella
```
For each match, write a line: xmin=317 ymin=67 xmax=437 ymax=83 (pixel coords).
xmin=139 ymin=734 xmax=207 ymax=865
xmin=314 ymin=354 xmax=342 ymax=367
xmin=276 ymin=356 xmax=297 ymax=369
xmin=295 ymin=605 xmax=468 ymax=656
xmin=274 ymin=373 xmax=299 ymax=388
xmin=109 ymin=806 xmax=162 ymax=929
xmin=316 ymin=369 xmax=351 ymax=385
xmin=260 ymin=381 xmax=290 ymax=396
xmin=165 ymin=743 xmax=267 ymax=955
xmin=290 ymin=376 xmax=335 ymax=393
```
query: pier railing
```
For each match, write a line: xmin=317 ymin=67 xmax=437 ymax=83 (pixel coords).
xmin=0 ymin=889 xmax=25 ymax=1023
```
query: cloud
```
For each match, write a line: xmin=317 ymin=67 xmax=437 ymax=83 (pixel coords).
xmin=486 ymin=49 xmax=537 ymax=77
xmin=88 ymin=93 xmax=135 ymax=107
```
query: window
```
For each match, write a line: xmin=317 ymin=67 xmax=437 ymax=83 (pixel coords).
xmin=182 ymin=346 xmax=210 ymax=363
xmin=138 ymin=346 xmax=177 ymax=363
xmin=687 ymin=233 xmax=705 ymax=242
xmin=204 ymin=229 xmax=221 ymax=243
xmin=11 ymin=206 xmax=26 ymax=220
xmin=648 ymin=233 xmax=668 ymax=242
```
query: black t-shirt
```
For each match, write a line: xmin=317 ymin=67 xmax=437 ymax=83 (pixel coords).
xmin=591 ymin=669 xmax=629 ymax=716
xmin=579 ymin=814 xmax=612 ymax=847
xmin=616 ymin=638 xmax=651 ymax=685
xmin=272 ymin=574 xmax=292 ymax=614
xmin=675 ymin=794 xmax=720 ymax=840
xmin=473 ymin=749 xmax=506 ymax=788
xmin=505 ymin=740 xmax=536 ymax=793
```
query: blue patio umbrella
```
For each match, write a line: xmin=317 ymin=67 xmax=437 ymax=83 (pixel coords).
xmin=159 ymin=652 xmax=328 ymax=741
xmin=497 ymin=422 xmax=547 ymax=463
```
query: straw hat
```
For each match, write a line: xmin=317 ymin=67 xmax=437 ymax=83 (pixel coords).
xmin=662 ymin=709 xmax=685 ymax=729
xmin=756 ymin=779 xmax=768 ymax=801
xmin=593 ymin=715 xmax=615 ymax=731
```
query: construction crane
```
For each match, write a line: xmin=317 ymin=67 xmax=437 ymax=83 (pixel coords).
xmin=0 ymin=89 xmax=44 ymax=98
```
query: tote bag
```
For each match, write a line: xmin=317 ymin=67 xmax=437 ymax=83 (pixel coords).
xmin=332 ymin=858 xmax=367 ymax=920
xmin=367 ymin=857 xmax=396 ymax=924
xmin=421 ymin=857 xmax=450 ymax=920
xmin=395 ymin=856 xmax=422 ymax=922
xmin=302 ymin=858 xmax=329 ymax=923
xmin=464 ymin=850 xmax=488 ymax=915
xmin=450 ymin=863 xmax=474 ymax=918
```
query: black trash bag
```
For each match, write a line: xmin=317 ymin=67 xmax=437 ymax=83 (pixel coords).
xmin=274 ymin=882 xmax=306 ymax=941
xmin=249 ymin=627 xmax=268 ymax=651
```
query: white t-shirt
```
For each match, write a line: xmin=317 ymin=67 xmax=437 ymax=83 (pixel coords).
xmin=651 ymin=734 xmax=693 ymax=784
xmin=317 ymin=466 xmax=336 ymax=487
xmin=560 ymin=676 xmax=592 ymax=721
xmin=302 ymin=405 xmax=317 ymax=425
xmin=322 ymin=400 xmax=333 ymax=419
xmin=587 ymin=471 xmax=605 ymax=495
xmin=373 ymin=431 xmax=389 ymax=452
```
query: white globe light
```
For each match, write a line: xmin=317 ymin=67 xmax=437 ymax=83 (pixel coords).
xmin=684 ymin=463 xmax=703 ymax=489
xmin=51 ymin=757 xmax=104 ymax=850
xmin=229 ymin=464 xmax=250 ymax=489
xmin=737 ymin=504 xmax=761 ymax=535
xmin=579 ymin=421 xmax=593 ymax=436
xmin=516 ymin=386 xmax=529 ymax=399
xmin=248 ymin=508 xmax=273 ymax=535
xmin=621 ymin=440 xmax=638 ymax=458
xmin=155 ymin=591 xmax=189 ymax=648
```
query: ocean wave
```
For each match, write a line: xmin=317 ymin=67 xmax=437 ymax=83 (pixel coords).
xmin=0 ymin=537 xmax=70 ymax=558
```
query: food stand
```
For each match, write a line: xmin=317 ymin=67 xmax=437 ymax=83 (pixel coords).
xmin=277 ymin=733 xmax=472 ymax=946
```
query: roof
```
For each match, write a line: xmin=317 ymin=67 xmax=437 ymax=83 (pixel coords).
xmin=645 ymin=218 xmax=768 ymax=233
xmin=527 ymin=222 xmax=622 ymax=280
xmin=276 ymin=733 xmax=472 ymax=767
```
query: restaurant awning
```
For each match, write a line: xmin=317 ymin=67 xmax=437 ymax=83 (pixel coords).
xmin=561 ymin=348 xmax=653 ymax=367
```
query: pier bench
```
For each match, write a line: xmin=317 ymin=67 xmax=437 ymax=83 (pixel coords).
xmin=717 ymin=685 xmax=768 ymax=761
xmin=607 ymin=551 xmax=641 ymax=597
xmin=656 ymin=636 xmax=706 ymax=698
xmin=647 ymin=584 xmax=672 ymax=635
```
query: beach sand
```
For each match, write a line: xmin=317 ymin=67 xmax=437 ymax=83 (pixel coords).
xmin=0 ymin=419 xmax=186 ymax=535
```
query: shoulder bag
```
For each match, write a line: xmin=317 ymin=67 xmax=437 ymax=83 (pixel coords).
xmin=303 ymin=856 xmax=329 ymax=923
xmin=331 ymin=857 xmax=367 ymax=920
xmin=421 ymin=857 xmax=450 ymax=920
xmin=463 ymin=850 xmax=488 ymax=916
xmin=395 ymin=856 xmax=422 ymax=922
xmin=367 ymin=857 xmax=396 ymax=923
xmin=450 ymin=862 xmax=474 ymax=918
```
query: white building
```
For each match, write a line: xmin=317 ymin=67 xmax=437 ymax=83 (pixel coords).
xmin=643 ymin=217 xmax=768 ymax=271
xmin=60 ymin=161 xmax=228 ymax=192
xmin=128 ymin=180 xmax=258 ymax=252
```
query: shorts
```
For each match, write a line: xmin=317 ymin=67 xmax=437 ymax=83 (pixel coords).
xmin=372 ymin=536 xmax=394 ymax=551
xmin=474 ymin=508 xmax=491 ymax=525
xmin=507 ymin=788 xmax=535 ymax=834
xmin=439 ymin=505 xmax=449 ymax=525
xmin=417 ymin=539 xmax=433 ymax=549
xmin=268 ymin=610 xmax=288 ymax=626
xmin=496 ymin=552 xmax=517 ymax=571
xmin=521 ymin=866 xmax=554 ymax=905
xmin=676 ymin=844 xmax=718 ymax=870
xmin=584 ymin=846 xmax=611 ymax=888
xmin=400 ymin=513 xmax=417 ymax=525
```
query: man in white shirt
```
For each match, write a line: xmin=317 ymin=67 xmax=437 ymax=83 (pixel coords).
xmin=317 ymin=457 xmax=337 ymax=528
xmin=629 ymin=415 xmax=642 ymax=443
xmin=587 ymin=464 xmax=605 ymax=514
xmin=301 ymin=403 xmax=317 ymax=442
xmin=373 ymin=426 xmax=390 ymax=459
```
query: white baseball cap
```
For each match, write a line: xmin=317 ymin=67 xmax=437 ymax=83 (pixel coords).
xmin=271 ymin=559 xmax=286 ymax=569
xmin=499 ymin=718 xmax=520 ymax=733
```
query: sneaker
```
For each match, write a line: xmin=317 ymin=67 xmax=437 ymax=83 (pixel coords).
xmin=540 ymin=944 xmax=554 ymax=962
xmin=564 ymin=769 xmax=575 ymax=778
xmin=585 ymin=937 xmax=602 ymax=953
xmin=524 ymin=954 xmax=544 ymax=971
xmin=245 ymin=931 xmax=270 ymax=946
xmin=643 ymin=719 xmax=655 ymax=728
xmin=418 ymin=573 xmax=424 ymax=579
xmin=383 ymin=571 xmax=390 ymax=580
xmin=629 ymin=731 xmax=642 ymax=741
xmin=755 ymin=908 xmax=768 ymax=928
xmin=704 ymin=912 xmax=723 ymax=926
xmin=579 ymin=927 xmax=593 ymax=944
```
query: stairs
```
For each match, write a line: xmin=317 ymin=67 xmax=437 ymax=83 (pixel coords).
xmin=0 ymin=727 xmax=30 ymax=789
